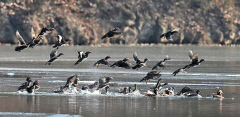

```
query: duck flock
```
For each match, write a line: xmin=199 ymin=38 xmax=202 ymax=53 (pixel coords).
xmin=14 ymin=27 xmax=223 ymax=98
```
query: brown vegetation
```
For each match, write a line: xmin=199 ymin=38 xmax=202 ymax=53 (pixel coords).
xmin=0 ymin=0 xmax=240 ymax=45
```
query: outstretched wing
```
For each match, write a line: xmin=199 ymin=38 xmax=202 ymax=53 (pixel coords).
xmin=170 ymin=30 xmax=178 ymax=35
xmin=133 ymin=52 xmax=140 ymax=63
xmin=16 ymin=30 xmax=26 ymax=45
xmin=50 ymin=48 xmax=58 ymax=58
xmin=188 ymin=50 xmax=198 ymax=62
xmin=77 ymin=51 xmax=84 ymax=59
xmin=160 ymin=33 xmax=166 ymax=38
xmin=154 ymin=78 xmax=162 ymax=89
xmin=31 ymin=27 xmax=36 ymax=39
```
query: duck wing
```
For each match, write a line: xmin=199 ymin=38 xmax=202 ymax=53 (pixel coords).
xmin=31 ymin=27 xmax=36 ymax=39
xmin=16 ymin=30 xmax=27 ymax=45
xmin=77 ymin=51 xmax=84 ymax=59
xmin=50 ymin=48 xmax=58 ymax=59
xmin=133 ymin=52 xmax=141 ymax=63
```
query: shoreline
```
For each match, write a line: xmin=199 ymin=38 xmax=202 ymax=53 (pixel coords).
xmin=1 ymin=43 xmax=240 ymax=47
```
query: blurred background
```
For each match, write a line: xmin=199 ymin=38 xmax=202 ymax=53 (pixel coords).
xmin=0 ymin=0 xmax=240 ymax=45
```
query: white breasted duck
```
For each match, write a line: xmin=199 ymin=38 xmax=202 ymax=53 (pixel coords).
xmin=74 ymin=51 xmax=91 ymax=65
xmin=132 ymin=52 xmax=148 ymax=70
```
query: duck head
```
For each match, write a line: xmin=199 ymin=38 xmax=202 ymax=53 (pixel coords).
xmin=196 ymin=90 xmax=200 ymax=94
xmin=199 ymin=59 xmax=205 ymax=63
xmin=144 ymin=58 xmax=148 ymax=62
xmin=105 ymin=56 xmax=111 ymax=60
xmin=85 ymin=51 xmax=92 ymax=55
xmin=58 ymin=53 xmax=64 ymax=57
xmin=123 ymin=58 xmax=129 ymax=62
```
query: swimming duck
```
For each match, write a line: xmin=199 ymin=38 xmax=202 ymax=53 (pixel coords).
xmin=28 ymin=27 xmax=54 ymax=48
xmin=161 ymin=87 xmax=175 ymax=96
xmin=110 ymin=58 xmax=131 ymax=69
xmin=152 ymin=55 xmax=171 ymax=70
xmin=17 ymin=77 xmax=33 ymax=91
xmin=15 ymin=30 xmax=28 ymax=52
xmin=132 ymin=52 xmax=148 ymax=69
xmin=46 ymin=47 xmax=64 ymax=65
xmin=177 ymin=86 xmax=195 ymax=96
xmin=101 ymin=27 xmax=122 ymax=39
xmin=160 ymin=29 xmax=178 ymax=41
xmin=212 ymin=88 xmax=223 ymax=98
xmin=63 ymin=75 xmax=79 ymax=89
xmin=94 ymin=56 xmax=111 ymax=67
xmin=53 ymin=35 xmax=70 ymax=48
xmin=98 ymin=76 xmax=114 ymax=89
xmin=187 ymin=90 xmax=202 ymax=97
xmin=26 ymin=80 xmax=40 ymax=93
xmin=74 ymin=51 xmax=91 ymax=65
xmin=153 ymin=79 xmax=168 ymax=95
xmin=140 ymin=70 xmax=161 ymax=84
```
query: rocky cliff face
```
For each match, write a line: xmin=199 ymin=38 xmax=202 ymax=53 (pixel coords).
xmin=0 ymin=0 xmax=240 ymax=45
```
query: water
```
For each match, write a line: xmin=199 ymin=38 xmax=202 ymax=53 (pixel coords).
xmin=0 ymin=45 xmax=240 ymax=117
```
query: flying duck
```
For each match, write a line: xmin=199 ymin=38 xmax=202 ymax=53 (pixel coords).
xmin=101 ymin=27 xmax=121 ymax=39
xmin=46 ymin=47 xmax=64 ymax=65
xmin=28 ymin=27 xmax=54 ymax=48
xmin=187 ymin=50 xmax=205 ymax=68
xmin=94 ymin=56 xmax=111 ymax=67
xmin=53 ymin=35 xmax=70 ymax=48
xmin=152 ymin=55 xmax=171 ymax=70
xmin=132 ymin=52 xmax=148 ymax=69
xmin=74 ymin=51 xmax=91 ymax=65
xmin=110 ymin=58 xmax=131 ymax=69
xmin=15 ymin=30 xmax=28 ymax=52
xmin=160 ymin=29 xmax=179 ymax=41
xmin=172 ymin=50 xmax=205 ymax=76
xmin=140 ymin=70 xmax=161 ymax=84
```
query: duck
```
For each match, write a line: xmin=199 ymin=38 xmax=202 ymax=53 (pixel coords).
xmin=152 ymin=55 xmax=171 ymax=70
xmin=94 ymin=56 xmax=111 ymax=67
xmin=97 ymin=77 xmax=113 ymax=94
xmin=160 ymin=29 xmax=179 ymax=41
xmin=101 ymin=27 xmax=122 ymax=39
xmin=110 ymin=58 xmax=131 ymax=69
xmin=63 ymin=75 xmax=79 ymax=89
xmin=28 ymin=27 xmax=54 ymax=48
xmin=172 ymin=50 xmax=205 ymax=76
xmin=152 ymin=79 xmax=168 ymax=96
xmin=161 ymin=87 xmax=175 ymax=96
xmin=140 ymin=70 xmax=161 ymax=84
xmin=132 ymin=52 xmax=148 ymax=70
xmin=177 ymin=86 xmax=195 ymax=96
xmin=46 ymin=47 xmax=64 ymax=65
xmin=187 ymin=50 xmax=205 ymax=68
xmin=212 ymin=88 xmax=224 ymax=98
xmin=15 ymin=30 xmax=28 ymax=52
xmin=53 ymin=35 xmax=70 ymax=48
xmin=187 ymin=90 xmax=202 ymax=97
xmin=74 ymin=51 xmax=91 ymax=65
